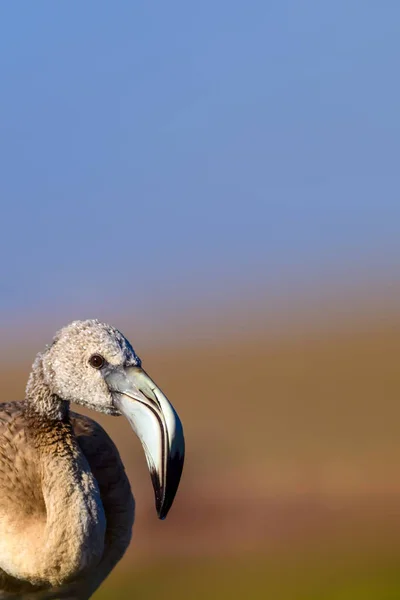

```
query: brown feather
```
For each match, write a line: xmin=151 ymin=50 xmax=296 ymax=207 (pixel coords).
xmin=0 ymin=402 xmax=134 ymax=599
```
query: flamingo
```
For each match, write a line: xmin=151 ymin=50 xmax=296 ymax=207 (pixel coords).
xmin=0 ymin=319 xmax=184 ymax=598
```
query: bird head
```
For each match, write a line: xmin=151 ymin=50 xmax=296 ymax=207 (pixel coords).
xmin=35 ymin=319 xmax=185 ymax=520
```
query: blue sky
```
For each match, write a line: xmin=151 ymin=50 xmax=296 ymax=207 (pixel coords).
xmin=0 ymin=1 xmax=399 ymax=332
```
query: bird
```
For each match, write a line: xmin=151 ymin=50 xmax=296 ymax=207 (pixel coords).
xmin=0 ymin=319 xmax=185 ymax=599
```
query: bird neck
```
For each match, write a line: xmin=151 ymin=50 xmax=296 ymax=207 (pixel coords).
xmin=2 ymin=417 xmax=107 ymax=588
xmin=25 ymin=353 xmax=69 ymax=421
xmin=32 ymin=419 xmax=106 ymax=586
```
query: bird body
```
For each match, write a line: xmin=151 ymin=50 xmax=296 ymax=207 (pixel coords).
xmin=0 ymin=320 xmax=184 ymax=599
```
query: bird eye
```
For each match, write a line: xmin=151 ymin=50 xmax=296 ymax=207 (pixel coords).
xmin=89 ymin=354 xmax=105 ymax=369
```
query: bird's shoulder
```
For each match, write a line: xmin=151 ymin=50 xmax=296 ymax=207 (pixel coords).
xmin=70 ymin=411 xmax=123 ymax=473
xmin=0 ymin=400 xmax=26 ymax=431
xmin=70 ymin=412 xmax=133 ymax=501
xmin=0 ymin=401 xmax=35 ymax=466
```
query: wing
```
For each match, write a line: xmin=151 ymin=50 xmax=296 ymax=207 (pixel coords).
xmin=68 ymin=412 xmax=135 ymax=598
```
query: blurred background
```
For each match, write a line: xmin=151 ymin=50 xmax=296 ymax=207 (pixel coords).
xmin=1 ymin=1 xmax=400 ymax=598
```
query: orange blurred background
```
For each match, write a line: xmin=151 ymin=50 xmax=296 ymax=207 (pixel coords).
xmin=2 ymin=284 xmax=400 ymax=598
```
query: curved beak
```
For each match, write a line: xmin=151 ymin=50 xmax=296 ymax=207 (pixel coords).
xmin=105 ymin=366 xmax=185 ymax=520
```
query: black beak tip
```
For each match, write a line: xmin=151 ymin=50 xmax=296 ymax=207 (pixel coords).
xmin=156 ymin=493 xmax=172 ymax=520
xmin=150 ymin=453 xmax=185 ymax=521
xmin=156 ymin=486 xmax=179 ymax=520
xmin=155 ymin=496 xmax=168 ymax=520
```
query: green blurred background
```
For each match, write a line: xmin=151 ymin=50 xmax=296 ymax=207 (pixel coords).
xmin=1 ymin=2 xmax=400 ymax=598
